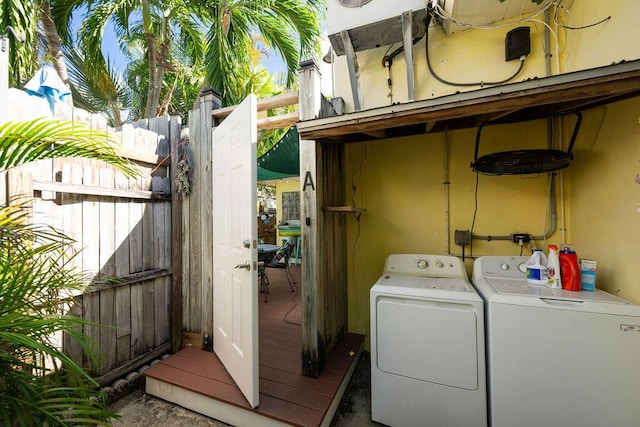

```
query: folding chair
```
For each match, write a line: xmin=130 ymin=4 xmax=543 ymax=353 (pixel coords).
xmin=266 ymin=242 xmax=297 ymax=292
xmin=258 ymin=248 xmax=274 ymax=302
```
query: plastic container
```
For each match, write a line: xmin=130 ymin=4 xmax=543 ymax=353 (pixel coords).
xmin=547 ymin=245 xmax=562 ymax=289
xmin=526 ymin=249 xmax=548 ymax=285
xmin=560 ymin=247 xmax=581 ymax=291
xmin=580 ymin=259 xmax=597 ymax=291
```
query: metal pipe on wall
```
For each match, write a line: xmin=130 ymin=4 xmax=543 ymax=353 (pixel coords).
xmin=444 ymin=129 xmax=451 ymax=254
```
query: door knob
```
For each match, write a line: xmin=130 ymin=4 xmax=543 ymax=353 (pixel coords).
xmin=234 ymin=261 xmax=251 ymax=271
xmin=243 ymin=239 xmax=251 ymax=248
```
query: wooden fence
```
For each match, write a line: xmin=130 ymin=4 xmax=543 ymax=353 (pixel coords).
xmin=1 ymin=91 xmax=179 ymax=384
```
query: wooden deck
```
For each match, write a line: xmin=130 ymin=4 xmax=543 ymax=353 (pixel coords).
xmin=144 ymin=265 xmax=364 ymax=427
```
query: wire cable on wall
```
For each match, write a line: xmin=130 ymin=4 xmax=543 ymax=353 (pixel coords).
xmin=429 ymin=0 xmax=556 ymax=31
xmin=470 ymin=171 xmax=479 ymax=259
xmin=553 ymin=0 xmax=611 ymax=30
xmin=350 ymin=143 xmax=367 ymax=325
xmin=425 ymin=6 xmax=527 ymax=88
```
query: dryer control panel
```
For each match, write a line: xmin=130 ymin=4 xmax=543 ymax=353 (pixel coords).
xmin=383 ymin=254 xmax=467 ymax=279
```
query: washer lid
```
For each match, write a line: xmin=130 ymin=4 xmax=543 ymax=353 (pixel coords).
xmin=478 ymin=277 xmax=640 ymax=314
xmin=376 ymin=274 xmax=475 ymax=292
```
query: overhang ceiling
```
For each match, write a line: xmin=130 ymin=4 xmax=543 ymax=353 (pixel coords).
xmin=296 ymin=59 xmax=640 ymax=143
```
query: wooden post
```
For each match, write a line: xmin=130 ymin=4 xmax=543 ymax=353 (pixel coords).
xmin=170 ymin=115 xmax=184 ymax=353
xmin=298 ymin=60 xmax=322 ymax=122
xmin=299 ymin=60 xmax=349 ymax=377
xmin=199 ymin=88 xmax=221 ymax=351
xmin=298 ymin=60 xmax=322 ymax=377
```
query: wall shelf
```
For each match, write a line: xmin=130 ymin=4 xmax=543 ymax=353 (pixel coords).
xmin=324 ymin=206 xmax=367 ymax=213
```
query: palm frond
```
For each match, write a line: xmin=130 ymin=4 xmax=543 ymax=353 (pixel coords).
xmin=64 ymin=45 xmax=131 ymax=126
xmin=50 ymin=0 xmax=87 ymax=45
xmin=0 ymin=119 xmax=139 ymax=178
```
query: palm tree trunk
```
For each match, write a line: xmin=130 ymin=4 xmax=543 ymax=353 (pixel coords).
xmin=141 ymin=0 xmax=160 ymax=118
xmin=144 ymin=31 xmax=159 ymax=118
xmin=40 ymin=0 xmax=73 ymax=107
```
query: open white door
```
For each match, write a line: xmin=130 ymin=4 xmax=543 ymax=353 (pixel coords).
xmin=212 ymin=94 xmax=259 ymax=407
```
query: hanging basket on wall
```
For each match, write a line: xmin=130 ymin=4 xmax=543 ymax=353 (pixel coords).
xmin=471 ymin=110 xmax=583 ymax=175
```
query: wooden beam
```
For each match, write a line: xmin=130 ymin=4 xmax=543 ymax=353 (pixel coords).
xmin=342 ymin=30 xmax=362 ymax=112
xmin=257 ymin=111 xmax=299 ymax=131
xmin=297 ymin=63 xmax=640 ymax=140
xmin=403 ymin=10 xmax=414 ymax=102
xmin=32 ymin=180 xmax=170 ymax=200
xmin=360 ymin=129 xmax=386 ymax=139
xmin=425 ymin=121 xmax=437 ymax=133
xmin=86 ymin=268 xmax=173 ymax=293
xmin=475 ymin=108 xmax=525 ymax=125
xmin=212 ymin=91 xmax=299 ymax=120
xmin=97 ymin=342 xmax=171 ymax=386
xmin=118 ymin=148 xmax=165 ymax=166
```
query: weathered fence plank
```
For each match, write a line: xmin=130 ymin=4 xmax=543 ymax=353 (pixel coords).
xmin=99 ymin=287 xmax=116 ymax=372
xmin=115 ymin=200 xmax=131 ymax=276
xmin=62 ymin=296 xmax=84 ymax=366
xmin=115 ymin=286 xmax=131 ymax=366
xmin=99 ymin=168 xmax=116 ymax=277
xmin=130 ymin=282 xmax=144 ymax=357
xmin=83 ymin=292 xmax=100 ymax=372
xmin=154 ymin=276 xmax=169 ymax=347
xmin=82 ymin=165 xmax=100 ymax=275
xmin=129 ymin=201 xmax=144 ymax=273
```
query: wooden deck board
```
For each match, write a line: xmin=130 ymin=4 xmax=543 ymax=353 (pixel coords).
xmin=144 ymin=265 xmax=364 ymax=426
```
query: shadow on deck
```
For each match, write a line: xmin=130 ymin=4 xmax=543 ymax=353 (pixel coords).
xmin=144 ymin=265 xmax=364 ymax=427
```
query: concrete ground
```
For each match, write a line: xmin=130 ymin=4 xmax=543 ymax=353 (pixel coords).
xmin=110 ymin=351 xmax=382 ymax=427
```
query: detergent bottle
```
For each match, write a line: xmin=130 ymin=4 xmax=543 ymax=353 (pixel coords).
xmin=526 ymin=249 xmax=548 ymax=285
xmin=560 ymin=247 xmax=581 ymax=291
xmin=547 ymin=245 xmax=562 ymax=289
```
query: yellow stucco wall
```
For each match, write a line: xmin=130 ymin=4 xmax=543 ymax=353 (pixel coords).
xmin=331 ymin=1 xmax=640 ymax=113
xmin=568 ymin=98 xmax=640 ymax=303
xmin=329 ymin=1 xmax=640 ymax=348
xmin=345 ymin=118 xmax=574 ymax=345
xmin=275 ymin=179 xmax=301 ymax=243
xmin=562 ymin=1 xmax=640 ymax=72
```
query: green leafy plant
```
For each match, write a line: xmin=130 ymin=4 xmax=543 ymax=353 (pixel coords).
xmin=0 ymin=118 xmax=138 ymax=425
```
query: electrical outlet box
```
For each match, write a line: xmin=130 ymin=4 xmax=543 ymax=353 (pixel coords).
xmin=505 ymin=26 xmax=530 ymax=61
xmin=511 ymin=233 xmax=531 ymax=243
xmin=455 ymin=230 xmax=472 ymax=246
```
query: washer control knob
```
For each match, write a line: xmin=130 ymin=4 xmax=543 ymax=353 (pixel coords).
xmin=435 ymin=261 xmax=444 ymax=268
xmin=417 ymin=259 xmax=428 ymax=269
xmin=500 ymin=263 xmax=510 ymax=271
xmin=518 ymin=263 xmax=527 ymax=273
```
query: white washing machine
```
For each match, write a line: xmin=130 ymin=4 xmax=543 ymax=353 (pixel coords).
xmin=473 ymin=256 xmax=640 ymax=427
xmin=370 ymin=254 xmax=487 ymax=427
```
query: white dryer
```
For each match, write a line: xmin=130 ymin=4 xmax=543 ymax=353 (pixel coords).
xmin=370 ymin=254 xmax=487 ymax=427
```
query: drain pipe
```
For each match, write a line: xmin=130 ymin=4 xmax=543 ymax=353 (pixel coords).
xmin=546 ymin=6 xmax=567 ymax=245
xmin=444 ymin=129 xmax=451 ymax=254
xmin=531 ymin=7 xmax=559 ymax=243
xmin=529 ymin=8 xmax=559 ymax=242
